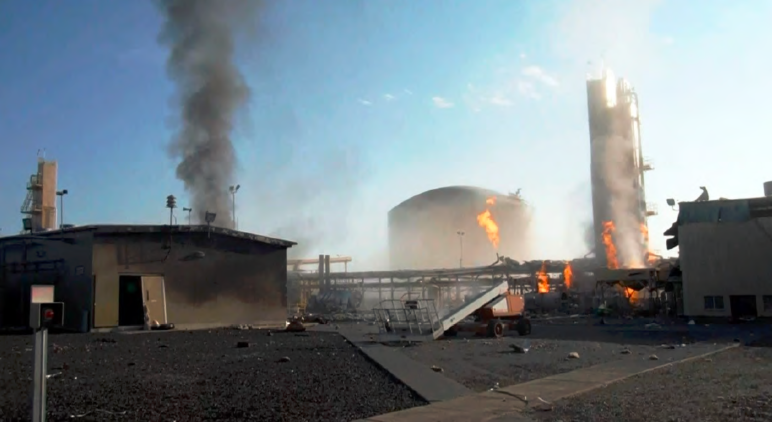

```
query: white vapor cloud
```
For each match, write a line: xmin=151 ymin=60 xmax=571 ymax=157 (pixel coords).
xmin=383 ymin=93 xmax=395 ymax=101
xmin=432 ymin=96 xmax=454 ymax=108
xmin=358 ymin=99 xmax=372 ymax=106
xmin=521 ymin=65 xmax=559 ymax=87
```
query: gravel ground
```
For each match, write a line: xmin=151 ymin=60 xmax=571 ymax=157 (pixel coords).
xmin=398 ymin=322 xmax=733 ymax=392
xmin=0 ymin=329 xmax=426 ymax=422
xmin=526 ymin=346 xmax=772 ymax=422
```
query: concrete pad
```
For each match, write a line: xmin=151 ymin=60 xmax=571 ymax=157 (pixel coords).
xmin=356 ymin=342 xmax=474 ymax=403
xmin=330 ymin=326 xmax=473 ymax=403
xmin=361 ymin=343 xmax=739 ymax=422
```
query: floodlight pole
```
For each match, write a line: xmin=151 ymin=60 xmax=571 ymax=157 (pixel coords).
xmin=229 ymin=185 xmax=240 ymax=230
xmin=183 ymin=207 xmax=192 ymax=225
xmin=56 ymin=190 xmax=68 ymax=229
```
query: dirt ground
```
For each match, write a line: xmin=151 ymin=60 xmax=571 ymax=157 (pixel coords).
xmin=526 ymin=345 xmax=772 ymax=422
xmin=397 ymin=321 xmax=737 ymax=392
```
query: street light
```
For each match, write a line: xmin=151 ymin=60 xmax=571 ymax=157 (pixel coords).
xmin=55 ymin=190 xmax=68 ymax=229
xmin=183 ymin=207 xmax=193 ymax=225
xmin=456 ymin=231 xmax=465 ymax=268
xmin=229 ymin=184 xmax=240 ymax=230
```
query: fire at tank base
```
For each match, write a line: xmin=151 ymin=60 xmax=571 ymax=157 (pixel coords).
xmin=287 ymin=254 xmax=682 ymax=324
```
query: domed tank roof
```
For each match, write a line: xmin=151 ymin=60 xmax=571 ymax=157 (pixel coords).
xmin=390 ymin=185 xmax=520 ymax=214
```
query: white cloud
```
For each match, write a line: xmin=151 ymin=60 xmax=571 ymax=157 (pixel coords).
xmin=432 ymin=96 xmax=454 ymax=108
xmin=404 ymin=89 xmax=413 ymax=95
xmin=519 ymin=53 xmax=527 ymax=59
xmin=516 ymin=81 xmax=541 ymax=100
xmin=383 ymin=93 xmax=395 ymax=101
xmin=358 ymin=99 xmax=372 ymax=106
xmin=489 ymin=94 xmax=514 ymax=107
xmin=521 ymin=65 xmax=559 ymax=87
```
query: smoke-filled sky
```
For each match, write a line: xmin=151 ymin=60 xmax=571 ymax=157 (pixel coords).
xmin=1 ymin=0 xmax=771 ymax=269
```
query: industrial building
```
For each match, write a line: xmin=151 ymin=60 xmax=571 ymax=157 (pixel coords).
xmin=0 ymin=156 xmax=295 ymax=332
xmin=586 ymin=68 xmax=655 ymax=268
xmin=0 ymin=225 xmax=295 ymax=332
xmin=388 ymin=186 xmax=531 ymax=270
xmin=667 ymin=190 xmax=772 ymax=319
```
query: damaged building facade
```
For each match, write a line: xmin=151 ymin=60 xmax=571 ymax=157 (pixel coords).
xmin=0 ymin=225 xmax=295 ymax=332
xmin=667 ymin=193 xmax=772 ymax=318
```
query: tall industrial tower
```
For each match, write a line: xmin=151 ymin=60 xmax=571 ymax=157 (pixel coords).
xmin=586 ymin=68 xmax=655 ymax=268
xmin=20 ymin=157 xmax=58 ymax=233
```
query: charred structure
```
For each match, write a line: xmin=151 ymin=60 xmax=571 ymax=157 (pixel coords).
xmin=586 ymin=68 xmax=654 ymax=268
xmin=0 ymin=225 xmax=294 ymax=332
xmin=388 ymin=186 xmax=531 ymax=270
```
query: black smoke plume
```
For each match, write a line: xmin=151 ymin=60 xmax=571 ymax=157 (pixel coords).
xmin=157 ymin=0 xmax=257 ymax=227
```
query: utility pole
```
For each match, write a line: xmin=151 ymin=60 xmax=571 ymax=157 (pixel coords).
xmin=229 ymin=185 xmax=240 ymax=229
xmin=456 ymin=231 xmax=465 ymax=268
xmin=166 ymin=195 xmax=176 ymax=226
xmin=183 ymin=207 xmax=193 ymax=225
xmin=55 ymin=190 xmax=68 ymax=229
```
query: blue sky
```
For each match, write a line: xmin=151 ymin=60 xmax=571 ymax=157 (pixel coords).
xmin=1 ymin=0 xmax=771 ymax=269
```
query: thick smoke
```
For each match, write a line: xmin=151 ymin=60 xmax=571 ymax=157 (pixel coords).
xmin=157 ymin=0 xmax=258 ymax=227
xmin=595 ymin=135 xmax=645 ymax=267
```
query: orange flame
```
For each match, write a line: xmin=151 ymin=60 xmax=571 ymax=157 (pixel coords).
xmin=536 ymin=261 xmax=550 ymax=293
xmin=625 ymin=287 xmax=639 ymax=303
xmin=601 ymin=221 xmax=618 ymax=269
xmin=563 ymin=262 xmax=573 ymax=289
xmin=477 ymin=196 xmax=500 ymax=249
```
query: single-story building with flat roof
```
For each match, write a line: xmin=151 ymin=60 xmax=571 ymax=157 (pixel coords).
xmin=0 ymin=224 xmax=295 ymax=332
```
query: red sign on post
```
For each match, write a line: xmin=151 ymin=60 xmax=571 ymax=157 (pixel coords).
xmin=43 ymin=309 xmax=54 ymax=321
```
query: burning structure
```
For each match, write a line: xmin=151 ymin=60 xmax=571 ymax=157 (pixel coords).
xmin=586 ymin=68 xmax=655 ymax=270
xmin=388 ymin=186 xmax=531 ymax=270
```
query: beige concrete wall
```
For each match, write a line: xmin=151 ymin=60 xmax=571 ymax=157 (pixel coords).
xmin=92 ymin=233 xmax=288 ymax=328
xmin=680 ymin=217 xmax=772 ymax=317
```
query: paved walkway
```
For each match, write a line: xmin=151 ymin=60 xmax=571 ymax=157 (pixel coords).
xmin=323 ymin=324 xmax=474 ymax=403
xmin=356 ymin=343 xmax=739 ymax=422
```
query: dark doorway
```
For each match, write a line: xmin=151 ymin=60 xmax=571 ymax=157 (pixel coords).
xmin=730 ymin=295 xmax=758 ymax=319
xmin=119 ymin=275 xmax=145 ymax=326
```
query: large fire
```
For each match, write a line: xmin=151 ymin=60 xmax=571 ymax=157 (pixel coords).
xmin=477 ymin=196 xmax=500 ymax=248
xmin=536 ymin=261 xmax=550 ymax=293
xmin=563 ymin=262 xmax=573 ymax=289
xmin=602 ymin=220 xmax=639 ymax=302
xmin=641 ymin=223 xmax=658 ymax=265
xmin=601 ymin=221 xmax=618 ymax=269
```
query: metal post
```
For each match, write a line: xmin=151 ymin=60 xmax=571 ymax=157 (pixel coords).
xmin=169 ymin=208 xmax=173 ymax=226
xmin=59 ymin=195 xmax=64 ymax=229
xmin=232 ymin=192 xmax=236 ymax=229
xmin=31 ymin=328 xmax=48 ymax=422
xmin=457 ymin=231 xmax=464 ymax=268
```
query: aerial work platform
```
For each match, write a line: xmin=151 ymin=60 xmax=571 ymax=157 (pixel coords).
xmin=372 ymin=280 xmax=530 ymax=342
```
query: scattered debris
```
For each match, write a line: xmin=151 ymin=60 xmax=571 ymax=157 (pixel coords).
xmin=661 ymin=344 xmax=676 ymax=349
xmin=533 ymin=396 xmax=554 ymax=412
xmin=430 ymin=365 xmax=443 ymax=373
xmin=236 ymin=341 xmax=250 ymax=348
xmin=620 ymin=348 xmax=631 ymax=354
xmin=644 ymin=323 xmax=662 ymax=330
xmin=510 ymin=344 xmax=528 ymax=354
xmin=277 ymin=356 xmax=291 ymax=363
xmin=648 ymin=354 xmax=659 ymax=360
xmin=568 ymin=352 xmax=580 ymax=359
